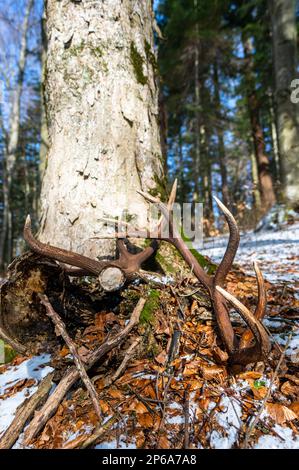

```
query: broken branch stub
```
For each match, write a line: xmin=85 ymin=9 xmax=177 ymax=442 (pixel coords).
xmin=98 ymin=266 xmax=125 ymax=292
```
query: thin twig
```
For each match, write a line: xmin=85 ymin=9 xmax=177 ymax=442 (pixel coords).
xmin=38 ymin=294 xmax=102 ymax=421
xmin=183 ymin=384 xmax=191 ymax=449
xmin=63 ymin=415 xmax=118 ymax=449
xmin=105 ymin=337 xmax=141 ymax=387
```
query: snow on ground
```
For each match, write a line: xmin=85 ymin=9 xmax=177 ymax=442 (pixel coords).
xmin=0 ymin=354 xmax=53 ymax=436
xmin=254 ymin=424 xmax=299 ymax=449
xmin=0 ymin=223 xmax=298 ymax=449
xmin=201 ymin=222 xmax=299 ymax=287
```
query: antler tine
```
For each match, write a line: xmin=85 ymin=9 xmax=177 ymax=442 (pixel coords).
xmin=253 ymin=261 xmax=267 ymax=320
xmin=95 ymin=180 xmax=178 ymax=241
xmin=152 ymin=178 xmax=178 ymax=236
xmin=213 ymin=197 xmax=240 ymax=287
xmin=216 ymin=285 xmax=271 ymax=360
xmin=239 ymin=261 xmax=267 ymax=349
xmin=24 ymin=215 xmax=104 ymax=275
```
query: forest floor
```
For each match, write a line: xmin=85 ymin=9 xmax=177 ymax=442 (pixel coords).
xmin=0 ymin=221 xmax=298 ymax=449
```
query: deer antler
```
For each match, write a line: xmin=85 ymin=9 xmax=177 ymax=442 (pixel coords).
xmin=24 ymin=217 xmax=157 ymax=291
xmin=136 ymin=189 xmax=270 ymax=365
xmin=23 ymin=181 xmax=177 ymax=291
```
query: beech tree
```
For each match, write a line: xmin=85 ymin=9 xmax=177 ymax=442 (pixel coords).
xmin=39 ymin=0 xmax=165 ymax=259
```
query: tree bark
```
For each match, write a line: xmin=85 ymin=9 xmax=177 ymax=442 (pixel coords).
xmin=39 ymin=0 xmax=164 ymax=259
xmin=269 ymin=0 xmax=299 ymax=205
xmin=38 ymin=7 xmax=49 ymax=187
xmin=243 ymin=37 xmax=276 ymax=211
xmin=212 ymin=61 xmax=230 ymax=209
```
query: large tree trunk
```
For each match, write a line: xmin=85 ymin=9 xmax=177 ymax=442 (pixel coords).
xmin=243 ymin=37 xmax=276 ymax=211
xmin=269 ymin=0 xmax=299 ymax=205
xmin=39 ymin=0 xmax=164 ymax=258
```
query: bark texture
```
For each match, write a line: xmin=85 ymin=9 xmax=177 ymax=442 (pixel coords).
xmin=39 ymin=0 xmax=164 ymax=258
xmin=243 ymin=37 xmax=276 ymax=211
xmin=270 ymin=0 xmax=299 ymax=205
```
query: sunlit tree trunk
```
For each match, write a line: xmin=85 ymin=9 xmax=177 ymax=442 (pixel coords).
xmin=0 ymin=0 xmax=33 ymax=270
xmin=39 ymin=0 xmax=164 ymax=258
xmin=269 ymin=0 xmax=299 ymax=205
xmin=243 ymin=37 xmax=276 ymax=211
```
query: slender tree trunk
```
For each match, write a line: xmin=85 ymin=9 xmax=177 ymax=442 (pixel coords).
xmin=192 ymin=0 xmax=201 ymax=202
xmin=178 ymin=128 xmax=184 ymax=204
xmin=39 ymin=0 xmax=164 ymax=258
xmin=269 ymin=92 xmax=281 ymax=186
xmin=250 ymin=145 xmax=262 ymax=211
xmin=38 ymin=7 xmax=49 ymax=187
xmin=4 ymin=0 xmax=33 ymax=264
xmin=243 ymin=37 xmax=276 ymax=211
xmin=212 ymin=61 xmax=230 ymax=208
xmin=200 ymin=84 xmax=213 ymax=222
xmin=269 ymin=0 xmax=299 ymax=205
xmin=0 ymin=155 xmax=9 ymax=272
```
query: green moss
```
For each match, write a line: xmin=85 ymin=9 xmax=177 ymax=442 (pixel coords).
xmin=180 ymin=229 xmax=216 ymax=274
xmin=90 ymin=45 xmax=103 ymax=58
xmin=69 ymin=41 xmax=85 ymax=57
xmin=130 ymin=42 xmax=147 ymax=85
xmin=140 ymin=289 xmax=160 ymax=324
xmin=0 ymin=340 xmax=17 ymax=364
xmin=253 ymin=379 xmax=266 ymax=389
xmin=148 ymin=173 xmax=168 ymax=200
xmin=155 ymin=251 xmax=175 ymax=274
xmin=144 ymin=40 xmax=158 ymax=73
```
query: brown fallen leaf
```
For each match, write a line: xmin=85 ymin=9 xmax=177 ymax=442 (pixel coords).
xmin=137 ymin=413 xmax=155 ymax=428
xmin=99 ymin=400 xmax=110 ymax=414
xmin=157 ymin=434 xmax=170 ymax=449
xmin=108 ymin=388 xmax=124 ymax=400
xmin=237 ymin=371 xmax=263 ymax=381
xmin=58 ymin=345 xmax=70 ymax=357
xmin=200 ymin=364 xmax=227 ymax=382
xmin=155 ymin=351 xmax=167 ymax=365
xmin=136 ymin=430 xmax=145 ymax=448
xmin=212 ymin=346 xmax=229 ymax=363
xmin=266 ymin=403 xmax=297 ymax=424
xmin=281 ymin=381 xmax=299 ymax=399
xmin=284 ymin=374 xmax=299 ymax=386
xmin=289 ymin=401 xmax=299 ymax=417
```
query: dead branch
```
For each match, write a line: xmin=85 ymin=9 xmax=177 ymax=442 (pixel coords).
xmin=0 ymin=372 xmax=54 ymax=449
xmin=38 ymin=294 xmax=102 ymax=421
xmin=0 ymin=325 xmax=27 ymax=354
xmin=22 ymin=297 xmax=145 ymax=446
xmin=69 ymin=414 xmax=118 ymax=449
xmin=104 ymin=337 xmax=141 ymax=387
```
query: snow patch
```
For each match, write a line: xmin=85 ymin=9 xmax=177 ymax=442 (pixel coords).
xmin=254 ymin=424 xmax=299 ymax=449
xmin=0 ymin=354 xmax=53 ymax=436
